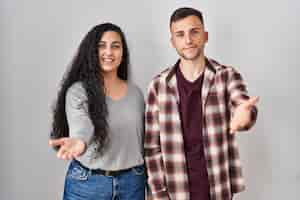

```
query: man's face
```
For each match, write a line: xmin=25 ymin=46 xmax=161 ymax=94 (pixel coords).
xmin=170 ymin=15 xmax=208 ymax=61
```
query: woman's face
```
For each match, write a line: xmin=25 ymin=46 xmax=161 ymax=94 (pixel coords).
xmin=98 ymin=31 xmax=123 ymax=75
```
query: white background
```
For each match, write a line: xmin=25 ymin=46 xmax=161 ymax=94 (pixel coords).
xmin=1 ymin=0 xmax=299 ymax=199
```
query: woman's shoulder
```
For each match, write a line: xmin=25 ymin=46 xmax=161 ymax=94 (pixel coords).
xmin=127 ymin=82 xmax=144 ymax=99
xmin=66 ymin=81 xmax=87 ymax=100
xmin=68 ymin=81 xmax=84 ymax=91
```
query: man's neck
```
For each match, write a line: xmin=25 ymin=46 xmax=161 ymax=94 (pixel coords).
xmin=179 ymin=56 xmax=206 ymax=82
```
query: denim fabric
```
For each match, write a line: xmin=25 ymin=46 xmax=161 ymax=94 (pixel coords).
xmin=63 ymin=160 xmax=146 ymax=200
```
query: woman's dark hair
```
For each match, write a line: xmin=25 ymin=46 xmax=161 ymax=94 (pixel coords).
xmin=50 ymin=23 xmax=130 ymax=154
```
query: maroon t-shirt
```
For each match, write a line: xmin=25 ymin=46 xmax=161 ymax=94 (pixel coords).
xmin=176 ymin=65 xmax=210 ymax=200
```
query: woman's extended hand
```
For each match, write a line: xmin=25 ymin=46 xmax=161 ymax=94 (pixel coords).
xmin=49 ymin=137 xmax=86 ymax=160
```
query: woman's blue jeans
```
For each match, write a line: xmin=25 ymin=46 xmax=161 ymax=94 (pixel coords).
xmin=63 ymin=160 xmax=146 ymax=200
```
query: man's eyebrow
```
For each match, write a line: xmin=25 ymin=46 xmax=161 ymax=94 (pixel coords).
xmin=174 ymin=27 xmax=202 ymax=33
xmin=191 ymin=27 xmax=202 ymax=30
xmin=174 ymin=30 xmax=184 ymax=34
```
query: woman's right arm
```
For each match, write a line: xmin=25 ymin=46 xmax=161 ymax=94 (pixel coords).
xmin=65 ymin=83 xmax=94 ymax=144
xmin=49 ymin=83 xmax=94 ymax=160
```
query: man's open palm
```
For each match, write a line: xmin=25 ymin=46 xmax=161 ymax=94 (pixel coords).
xmin=230 ymin=96 xmax=259 ymax=134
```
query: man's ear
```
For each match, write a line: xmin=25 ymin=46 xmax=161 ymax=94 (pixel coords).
xmin=170 ymin=36 xmax=175 ymax=48
xmin=204 ymin=31 xmax=208 ymax=43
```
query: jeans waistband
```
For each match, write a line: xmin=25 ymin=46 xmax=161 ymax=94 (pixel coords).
xmin=73 ymin=159 xmax=133 ymax=176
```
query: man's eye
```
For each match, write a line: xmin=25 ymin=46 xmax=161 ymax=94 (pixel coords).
xmin=176 ymin=34 xmax=184 ymax=37
xmin=191 ymin=30 xmax=199 ymax=34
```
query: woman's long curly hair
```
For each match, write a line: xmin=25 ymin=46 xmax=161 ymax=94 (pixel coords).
xmin=50 ymin=23 xmax=129 ymax=154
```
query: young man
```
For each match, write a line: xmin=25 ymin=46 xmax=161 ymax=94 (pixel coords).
xmin=144 ymin=7 xmax=258 ymax=200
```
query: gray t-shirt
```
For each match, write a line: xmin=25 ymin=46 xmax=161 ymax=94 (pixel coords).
xmin=65 ymin=82 xmax=145 ymax=170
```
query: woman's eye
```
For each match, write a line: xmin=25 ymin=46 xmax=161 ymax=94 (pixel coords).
xmin=112 ymin=45 xmax=121 ymax=49
xmin=98 ymin=44 xmax=105 ymax=48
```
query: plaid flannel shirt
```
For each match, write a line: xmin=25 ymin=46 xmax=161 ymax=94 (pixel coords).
xmin=144 ymin=58 xmax=257 ymax=200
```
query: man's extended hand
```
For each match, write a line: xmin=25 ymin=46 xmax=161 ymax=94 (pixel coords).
xmin=230 ymin=96 xmax=259 ymax=134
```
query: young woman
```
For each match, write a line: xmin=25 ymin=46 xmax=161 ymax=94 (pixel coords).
xmin=49 ymin=23 xmax=145 ymax=200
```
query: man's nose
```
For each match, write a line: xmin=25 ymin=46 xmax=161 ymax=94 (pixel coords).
xmin=184 ymin=34 xmax=192 ymax=44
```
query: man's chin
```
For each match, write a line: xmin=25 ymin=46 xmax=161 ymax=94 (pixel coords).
xmin=180 ymin=50 xmax=202 ymax=60
xmin=181 ymin=54 xmax=200 ymax=61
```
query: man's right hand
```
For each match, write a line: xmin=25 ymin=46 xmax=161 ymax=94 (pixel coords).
xmin=49 ymin=137 xmax=86 ymax=160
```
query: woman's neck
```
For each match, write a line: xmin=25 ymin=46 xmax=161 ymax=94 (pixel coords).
xmin=103 ymin=71 xmax=119 ymax=91
xmin=102 ymin=71 xmax=126 ymax=99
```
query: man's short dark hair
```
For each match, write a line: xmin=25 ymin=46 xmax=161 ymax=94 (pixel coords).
xmin=170 ymin=7 xmax=204 ymax=27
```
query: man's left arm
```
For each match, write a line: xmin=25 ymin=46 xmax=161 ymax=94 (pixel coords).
xmin=226 ymin=67 xmax=259 ymax=133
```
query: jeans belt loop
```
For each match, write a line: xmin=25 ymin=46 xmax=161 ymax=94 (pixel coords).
xmin=104 ymin=171 xmax=112 ymax=176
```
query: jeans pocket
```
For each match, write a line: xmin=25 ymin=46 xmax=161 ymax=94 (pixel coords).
xmin=132 ymin=165 xmax=145 ymax=176
xmin=67 ymin=160 xmax=89 ymax=181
